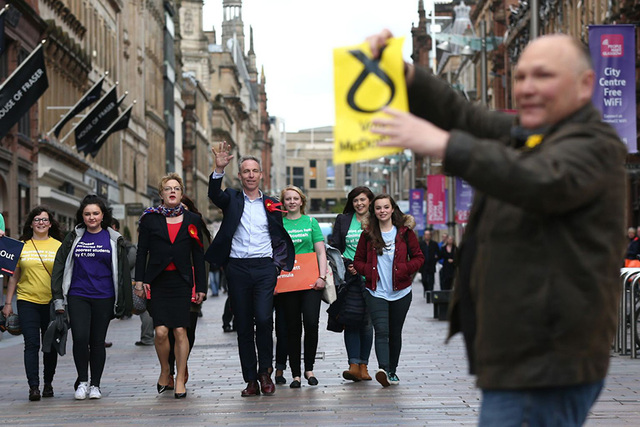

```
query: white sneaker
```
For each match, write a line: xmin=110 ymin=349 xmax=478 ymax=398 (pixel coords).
xmin=75 ymin=382 xmax=88 ymax=400
xmin=89 ymin=385 xmax=101 ymax=399
xmin=375 ymin=369 xmax=390 ymax=387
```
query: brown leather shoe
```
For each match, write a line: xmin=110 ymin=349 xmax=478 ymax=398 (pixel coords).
xmin=258 ymin=373 xmax=275 ymax=395
xmin=342 ymin=363 xmax=362 ymax=382
xmin=359 ymin=364 xmax=372 ymax=381
xmin=241 ymin=380 xmax=260 ymax=397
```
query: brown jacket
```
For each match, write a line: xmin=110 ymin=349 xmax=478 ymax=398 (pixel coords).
xmin=409 ymin=66 xmax=627 ymax=389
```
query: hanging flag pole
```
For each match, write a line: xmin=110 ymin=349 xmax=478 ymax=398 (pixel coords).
xmin=0 ymin=40 xmax=47 ymax=93
xmin=0 ymin=40 xmax=49 ymax=139
xmin=47 ymin=71 xmax=108 ymax=137
xmin=59 ymin=82 xmax=118 ymax=144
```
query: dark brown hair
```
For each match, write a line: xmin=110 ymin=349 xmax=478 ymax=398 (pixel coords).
xmin=343 ymin=186 xmax=375 ymax=215
xmin=19 ymin=206 xmax=63 ymax=241
xmin=181 ymin=194 xmax=212 ymax=241
xmin=365 ymin=194 xmax=405 ymax=255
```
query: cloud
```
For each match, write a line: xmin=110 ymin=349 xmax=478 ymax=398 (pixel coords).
xmin=203 ymin=0 xmax=425 ymax=131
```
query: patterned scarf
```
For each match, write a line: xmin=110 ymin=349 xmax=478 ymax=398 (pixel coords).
xmin=139 ymin=204 xmax=184 ymax=222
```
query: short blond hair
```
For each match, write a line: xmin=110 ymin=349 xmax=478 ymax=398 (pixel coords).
xmin=158 ymin=172 xmax=185 ymax=195
xmin=280 ymin=185 xmax=307 ymax=215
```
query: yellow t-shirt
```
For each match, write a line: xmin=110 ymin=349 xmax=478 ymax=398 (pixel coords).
xmin=17 ymin=237 xmax=62 ymax=304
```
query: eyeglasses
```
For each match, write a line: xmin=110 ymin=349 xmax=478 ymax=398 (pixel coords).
xmin=163 ymin=186 xmax=182 ymax=193
xmin=33 ymin=218 xmax=50 ymax=224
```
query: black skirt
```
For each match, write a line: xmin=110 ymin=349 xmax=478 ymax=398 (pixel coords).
xmin=149 ymin=270 xmax=191 ymax=328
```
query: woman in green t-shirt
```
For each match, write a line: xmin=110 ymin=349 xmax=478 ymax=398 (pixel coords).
xmin=279 ymin=185 xmax=328 ymax=388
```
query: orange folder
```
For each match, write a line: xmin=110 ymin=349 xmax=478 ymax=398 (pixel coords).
xmin=275 ymin=252 xmax=319 ymax=294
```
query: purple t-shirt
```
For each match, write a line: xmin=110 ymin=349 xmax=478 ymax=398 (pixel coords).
xmin=69 ymin=229 xmax=115 ymax=299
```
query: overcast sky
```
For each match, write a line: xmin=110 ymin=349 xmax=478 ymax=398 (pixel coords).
xmin=202 ymin=0 xmax=432 ymax=132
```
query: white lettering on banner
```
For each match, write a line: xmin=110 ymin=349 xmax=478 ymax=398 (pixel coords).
xmin=0 ymin=67 xmax=45 ymax=120
xmin=599 ymin=67 xmax=626 ymax=109
xmin=0 ymin=249 xmax=16 ymax=260
xmin=21 ymin=68 xmax=44 ymax=93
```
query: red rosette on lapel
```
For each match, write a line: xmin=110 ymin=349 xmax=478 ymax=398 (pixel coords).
xmin=188 ymin=224 xmax=203 ymax=248
xmin=265 ymin=199 xmax=287 ymax=213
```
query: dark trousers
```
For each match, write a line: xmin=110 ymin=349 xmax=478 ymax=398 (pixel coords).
xmin=274 ymin=295 xmax=288 ymax=371
xmin=364 ymin=291 xmax=412 ymax=374
xmin=17 ymin=300 xmax=58 ymax=388
xmin=67 ymin=295 xmax=114 ymax=387
xmin=280 ymin=289 xmax=323 ymax=378
xmin=421 ymin=270 xmax=435 ymax=293
xmin=222 ymin=296 xmax=234 ymax=328
xmin=226 ymin=257 xmax=278 ymax=382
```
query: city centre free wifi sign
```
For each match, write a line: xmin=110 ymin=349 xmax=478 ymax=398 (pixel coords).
xmin=333 ymin=37 xmax=408 ymax=164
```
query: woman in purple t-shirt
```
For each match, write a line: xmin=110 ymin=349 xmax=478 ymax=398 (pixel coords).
xmin=51 ymin=195 xmax=132 ymax=400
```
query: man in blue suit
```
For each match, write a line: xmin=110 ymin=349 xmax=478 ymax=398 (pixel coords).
xmin=206 ymin=141 xmax=294 ymax=397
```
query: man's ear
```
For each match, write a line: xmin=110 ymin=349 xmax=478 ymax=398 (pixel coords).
xmin=578 ymin=69 xmax=595 ymax=104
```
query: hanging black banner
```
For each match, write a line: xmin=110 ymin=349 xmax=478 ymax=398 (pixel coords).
xmin=0 ymin=44 xmax=49 ymax=139
xmin=74 ymin=86 xmax=118 ymax=152
xmin=88 ymin=104 xmax=132 ymax=157
xmin=51 ymin=75 xmax=104 ymax=138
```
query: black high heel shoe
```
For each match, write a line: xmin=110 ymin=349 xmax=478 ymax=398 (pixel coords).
xmin=157 ymin=383 xmax=170 ymax=394
xmin=174 ymin=390 xmax=187 ymax=399
xmin=304 ymin=372 xmax=319 ymax=386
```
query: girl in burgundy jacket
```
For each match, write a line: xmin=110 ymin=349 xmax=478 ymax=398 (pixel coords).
xmin=353 ymin=194 xmax=424 ymax=387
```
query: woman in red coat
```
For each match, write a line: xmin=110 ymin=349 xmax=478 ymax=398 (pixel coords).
xmin=353 ymin=194 xmax=424 ymax=387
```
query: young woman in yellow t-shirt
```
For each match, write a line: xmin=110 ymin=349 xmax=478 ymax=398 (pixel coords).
xmin=2 ymin=206 xmax=63 ymax=401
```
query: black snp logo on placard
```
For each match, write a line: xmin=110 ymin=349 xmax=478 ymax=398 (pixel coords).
xmin=346 ymin=46 xmax=395 ymax=113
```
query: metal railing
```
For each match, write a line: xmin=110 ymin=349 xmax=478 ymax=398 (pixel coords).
xmin=617 ymin=268 xmax=640 ymax=357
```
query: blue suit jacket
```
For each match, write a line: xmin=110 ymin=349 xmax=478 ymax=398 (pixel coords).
xmin=205 ymin=174 xmax=295 ymax=272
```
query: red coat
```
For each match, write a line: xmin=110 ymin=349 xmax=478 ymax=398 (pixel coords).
xmin=353 ymin=225 xmax=424 ymax=292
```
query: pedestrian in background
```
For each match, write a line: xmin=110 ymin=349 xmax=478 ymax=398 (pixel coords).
xmin=134 ymin=174 xmax=206 ymax=399
xmin=328 ymin=186 xmax=375 ymax=382
xmin=279 ymin=185 xmax=328 ymax=388
xmin=51 ymin=195 xmax=132 ymax=400
xmin=353 ymin=194 xmax=423 ymax=387
xmin=438 ymin=236 xmax=457 ymax=291
xmin=2 ymin=206 xmax=63 ymax=401
xmin=369 ymin=30 xmax=626 ymax=426
xmin=419 ymin=229 xmax=439 ymax=302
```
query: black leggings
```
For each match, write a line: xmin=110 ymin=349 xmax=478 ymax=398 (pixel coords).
xmin=67 ymin=295 xmax=114 ymax=387
xmin=280 ymin=289 xmax=323 ymax=378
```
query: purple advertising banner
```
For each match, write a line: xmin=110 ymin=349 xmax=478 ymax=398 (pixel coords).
xmin=455 ymin=178 xmax=473 ymax=224
xmin=588 ymin=25 xmax=637 ymax=152
xmin=409 ymin=189 xmax=425 ymax=232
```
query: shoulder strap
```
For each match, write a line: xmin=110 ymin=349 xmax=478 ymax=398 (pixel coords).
xmin=31 ymin=239 xmax=52 ymax=277
xmin=402 ymin=229 xmax=411 ymax=260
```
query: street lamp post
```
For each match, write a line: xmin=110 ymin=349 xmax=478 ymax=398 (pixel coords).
xmin=433 ymin=20 xmax=501 ymax=106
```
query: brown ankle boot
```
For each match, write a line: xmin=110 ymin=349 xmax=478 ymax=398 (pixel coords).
xmin=342 ymin=363 xmax=362 ymax=381
xmin=359 ymin=364 xmax=372 ymax=380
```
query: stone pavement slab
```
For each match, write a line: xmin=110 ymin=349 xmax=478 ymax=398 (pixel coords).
xmin=0 ymin=281 xmax=639 ymax=426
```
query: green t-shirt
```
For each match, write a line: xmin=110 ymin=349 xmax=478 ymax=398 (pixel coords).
xmin=0 ymin=213 xmax=4 ymax=231
xmin=342 ymin=215 xmax=363 ymax=261
xmin=283 ymin=215 xmax=323 ymax=254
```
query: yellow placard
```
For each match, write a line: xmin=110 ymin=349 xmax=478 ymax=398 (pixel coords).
xmin=333 ymin=37 xmax=407 ymax=164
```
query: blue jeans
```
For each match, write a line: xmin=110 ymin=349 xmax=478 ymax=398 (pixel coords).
xmin=364 ymin=291 xmax=412 ymax=374
xmin=17 ymin=300 xmax=58 ymax=387
xmin=479 ymin=380 xmax=604 ymax=427
xmin=343 ymin=312 xmax=373 ymax=365
xmin=209 ymin=270 xmax=220 ymax=296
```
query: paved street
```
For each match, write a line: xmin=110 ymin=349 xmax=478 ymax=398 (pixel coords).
xmin=1 ymin=280 xmax=640 ymax=426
